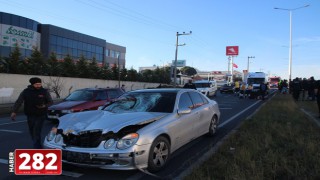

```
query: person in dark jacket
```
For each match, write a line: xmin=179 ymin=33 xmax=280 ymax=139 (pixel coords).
xmin=183 ymin=79 xmax=196 ymax=89
xmin=11 ymin=77 xmax=53 ymax=149
xmin=292 ymin=77 xmax=302 ymax=101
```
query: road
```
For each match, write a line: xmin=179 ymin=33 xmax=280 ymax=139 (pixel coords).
xmin=0 ymin=90 xmax=276 ymax=179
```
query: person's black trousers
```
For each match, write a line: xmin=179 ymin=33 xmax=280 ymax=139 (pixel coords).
xmin=27 ymin=115 xmax=46 ymax=149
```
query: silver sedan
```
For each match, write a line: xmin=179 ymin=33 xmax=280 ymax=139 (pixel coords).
xmin=43 ymin=88 xmax=220 ymax=172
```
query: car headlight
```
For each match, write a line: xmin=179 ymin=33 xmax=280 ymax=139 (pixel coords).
xmin=116 ymin=133 xmax=139 ymax=150
xmin=54 ymin=134 xmax=62 ymax=143
xmin=46 ymin=131 xmax=56 ymax=141
xmin=104 ymin=139 xmax=115 ymax=149
xmin=61 ymin=109 xmax=73 ymax=114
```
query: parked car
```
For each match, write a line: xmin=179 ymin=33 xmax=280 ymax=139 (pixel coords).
xmin=193 ymin=80 xmax=217 ymax=97
xmin=44 ymin=88 xmax=220 ymax=172
xmin=47 ymin=88 xmax=124 ymax=121
xmin=219 ymin=84 xmax=235 ymax=93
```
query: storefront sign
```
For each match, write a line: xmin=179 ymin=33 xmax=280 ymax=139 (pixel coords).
xmin=0 ymin=24 xmax=41 ymax=50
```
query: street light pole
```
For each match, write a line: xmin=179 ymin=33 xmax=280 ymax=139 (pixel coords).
xmin=117 ymin=53 xmax=120 ymax=88
xmin=274 ymin=4 xmax=309 ymax=81
xmin=247 ymin=56 xmax=255 ymax=72
xmin=173 ymin=31 xmax=192 ymax=88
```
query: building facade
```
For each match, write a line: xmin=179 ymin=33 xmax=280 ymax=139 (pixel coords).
xmin=0 ymin=12 xmax=126 ymax=68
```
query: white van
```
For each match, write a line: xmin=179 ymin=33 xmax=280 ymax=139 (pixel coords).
xmin=193 ymin=80 xmax=217 ymax=97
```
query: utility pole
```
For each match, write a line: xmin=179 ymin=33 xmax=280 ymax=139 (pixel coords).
xmin=117 ymin=54 xmax=120 ymax=88
xmin=173 ymin=31 xmax=192 ymax=87
xmin=247 ymin=56 xmax=255 ymax=72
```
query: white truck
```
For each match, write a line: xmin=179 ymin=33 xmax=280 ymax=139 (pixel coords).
xmin=245 ymin=72 xmax=268 ymax=97
xmin=193 ymin=80 xmax=218 ymax=97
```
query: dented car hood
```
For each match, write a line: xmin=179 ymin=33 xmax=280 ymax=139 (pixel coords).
xmin=58 ymin=110 xmax=167 ymax=134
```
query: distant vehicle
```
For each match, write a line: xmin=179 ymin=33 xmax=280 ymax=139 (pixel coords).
xmin=216 ymin=80 xmax=228 ymax=87
xmin=245 ymin=72 xmax=267 ymax=92
xmin=47 ymin=88 xmax=124 ymax=121
xmin=268 ymin=76 xmax=281 ymax=88
xmin=193 ymin=80 xmax=217 ymax=97
xmin=219 ymin=84 xmax=235 ymax=93
xmin=43 ymin=88 xmax=220 ymax=172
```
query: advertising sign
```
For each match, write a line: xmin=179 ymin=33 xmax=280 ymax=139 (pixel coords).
xmin=0 ymin=24 xmax=41 ymax=50
xmin=226 ymin=46 xmax=239 ymax=56
xmin=171 ymin=60 xmax=186 ymax=67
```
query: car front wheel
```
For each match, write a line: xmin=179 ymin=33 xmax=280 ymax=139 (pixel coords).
xmin=147 ymin=136 xmax=170 ymax=172
xmin=207 ymin=115 xmax=218 ymax=136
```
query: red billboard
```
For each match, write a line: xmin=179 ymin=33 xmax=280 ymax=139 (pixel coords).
xmin=226 ymin=46 xmax=239 ymax=56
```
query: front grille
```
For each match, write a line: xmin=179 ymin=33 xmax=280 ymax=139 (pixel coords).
xmin=63 ymin=130 xmax=102 ymax=147
xmin=62 ymin=150 xmax=115 ymax=165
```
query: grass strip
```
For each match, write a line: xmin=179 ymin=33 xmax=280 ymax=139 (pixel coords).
xmin=185 ymin=94 xmax=320 ymax=180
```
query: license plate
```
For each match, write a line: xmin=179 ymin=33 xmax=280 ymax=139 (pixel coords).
xmin=62 ymin=150 xmax=91 ymax=163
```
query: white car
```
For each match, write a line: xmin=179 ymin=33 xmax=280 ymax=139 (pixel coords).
xmin=43 ymin=88 xmax=220 ymax=172
xmin=194 ymin=80 xmax=217 ymax=97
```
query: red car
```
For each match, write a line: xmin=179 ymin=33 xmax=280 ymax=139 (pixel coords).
xmin=47 ymin=88 xmax=124 ymax=121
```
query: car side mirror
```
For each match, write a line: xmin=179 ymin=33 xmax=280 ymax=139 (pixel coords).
xmin=177 ymin=108 xmax=191 ymax=115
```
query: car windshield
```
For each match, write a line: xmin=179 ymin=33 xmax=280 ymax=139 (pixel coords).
xmin=65 ymin=90 xmax=94 ymax=101
xmin=194 ymin=83 xmax=211 ymax=88
xmin=247 ymin=78 xmax=265 ymax=85
xmin=103 ymin=92 xmax=176 ymax=113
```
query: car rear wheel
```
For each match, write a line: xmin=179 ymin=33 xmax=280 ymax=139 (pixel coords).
xmin=207 ymin=115 xmax=218 ymax=136
xmin=147 ymin=136 xmax=170 ymax=172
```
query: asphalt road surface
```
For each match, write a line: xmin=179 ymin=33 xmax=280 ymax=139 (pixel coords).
xmin=0 ymin=90 xmax=276 ymax=180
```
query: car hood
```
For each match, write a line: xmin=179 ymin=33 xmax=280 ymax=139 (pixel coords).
xmin=49 ymin=101 xmax=87 ymax=110
xmin=196 ymin=87 xmax=210 ymax=91
xmin=58 ymin=110 xmax=167 ymax=134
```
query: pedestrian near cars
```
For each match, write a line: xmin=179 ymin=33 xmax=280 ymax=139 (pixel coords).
xmin=301 ymin=78 xmax=308 ymax=101
xmin=307 ymin=76 xmax=316 ymax=101
xmin=183 ymin=79 xmax=196 ymax=89
xmin=10 ymin=77 xmax=53 ymax=149
xmin=121 ymin=84 xmax=126 ymax=92
xmin=292 ymin=77 xmax=302 ymax=101
xmin=259 ymin=82 xmax=268 ymax=100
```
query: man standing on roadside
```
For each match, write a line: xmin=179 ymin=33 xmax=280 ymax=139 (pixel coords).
xmin=10 ymin=77 xmax=53 ymax=149
xmin=183 ymin=79 xmax=196 ymax=89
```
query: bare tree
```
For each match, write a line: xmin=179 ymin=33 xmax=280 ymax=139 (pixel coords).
xmin=43 ymin=76 xmax=64 ymax=98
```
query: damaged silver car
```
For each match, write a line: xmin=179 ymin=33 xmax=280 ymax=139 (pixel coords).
xmin=43 ymin=88 xmax=220 ymax=172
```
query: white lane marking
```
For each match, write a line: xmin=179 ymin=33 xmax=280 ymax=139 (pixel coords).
xmin=0 ymin=159 xmax=8 ymax=164
xmin=62 ymin=170 xmax=83 ymax=178
xmin=0 ymin=129 xmax=23 ymax=133
xmin=0 ymin=120 xmax=27 ymax=126
xmin=219 ymin=100 xmax=260 ymax=127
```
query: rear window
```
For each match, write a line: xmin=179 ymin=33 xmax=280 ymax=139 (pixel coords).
xmin=194 ymin=83 xmax=211 ymax=88
xmin=65 ymin=90 xmax=94 ymax=101
xmin=107 ymin=89 xmax=123 ymax=99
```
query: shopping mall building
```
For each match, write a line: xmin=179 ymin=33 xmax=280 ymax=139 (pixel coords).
xmin=0 ymin=12 xmax=126 ymax=68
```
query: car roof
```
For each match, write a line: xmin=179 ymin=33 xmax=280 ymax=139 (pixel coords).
xmin=128 ymin=88 xmax=199 ymax=94
xmin=75 ymin=88 xmax=121 ymax=91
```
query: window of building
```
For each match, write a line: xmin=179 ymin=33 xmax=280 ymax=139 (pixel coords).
xmin=105 ymin=49 xmax=109 ymax=56
xmin=50 ymin=35 xmax=57 ymax=45
xmin=19 ymin=17 xmax=26 ymax=29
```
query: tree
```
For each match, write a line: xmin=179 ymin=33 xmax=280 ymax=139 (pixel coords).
xmin=76 ymin=55 xmax=89 ymax=78
xmin=0 ymin=56 xmax=9 ymax=73
xmin=120 ymin=68 xmax=128 ymax=81
xmin=7 ymin=45 xmax=21 ymax=74
xmin=47 ymin=52 xmax=61 ymax=76
xmin=61 ymin=54 xmax=76 ymax=77
xmin=43 ymin=76 xmax=64 ymax=98
xmin=28 ymin=47 xmax=45 ymax=75
xmin=88 ymin=57 xmax=101 ymax=79
xmin=111 ymin=65 xmax=119 ymax=80
xmin=127 ymin=67 xmax=138 ymax=81
xmin=180 ymin=66 xmax=197 ymax=76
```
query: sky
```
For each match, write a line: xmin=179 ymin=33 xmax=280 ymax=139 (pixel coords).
xmin=0 ymin=0 xmax=319 ymax=80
